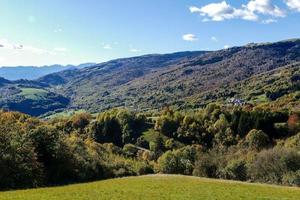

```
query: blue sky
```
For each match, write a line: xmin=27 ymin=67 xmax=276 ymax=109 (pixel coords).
xmin=0 ymin=0 xmax=299 ymax=66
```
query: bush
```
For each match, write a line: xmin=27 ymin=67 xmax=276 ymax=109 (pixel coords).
xmin=156 ymin=151 xmax=178 ymax=174
xmin=193 ymin=153 xmax=219 ymax=178
xmin=219 ymin=159 xmax=247 ymax=181
xmin=137 ymin=163 xmax=154 ymax=175
xmin=245 ymin=129 xmax=269 ymax=150
xmin=156 ymin=147 xmax=195 ymax=175
xmin=282 ymin=170 xmax=300 ymax=186
xmin=249 ymin=147 xmax=300 ymax=184
xmin=284 ymin=132 xmax=300 ymax=150
xmin=71 ymin=112 xmax=91 ymax=131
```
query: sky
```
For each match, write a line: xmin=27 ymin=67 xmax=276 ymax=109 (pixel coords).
xmin=0 ymin=0 xmax=300 ymax=66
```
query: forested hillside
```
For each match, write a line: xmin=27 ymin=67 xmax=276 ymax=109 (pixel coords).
xmin=0 ymin=104 xmax=299 ymax=190
xmin=45 ymin=39 xmax=300 ymax=113
xmin=0 ymin=39 xmax=299 ymax=116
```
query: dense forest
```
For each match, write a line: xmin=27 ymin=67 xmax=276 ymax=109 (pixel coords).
xmin=1 ymin=102 xmax=299 ymax=190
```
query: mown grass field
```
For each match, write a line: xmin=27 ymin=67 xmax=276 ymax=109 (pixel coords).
xmin=1 ymin=175 xmax=299 ymax=200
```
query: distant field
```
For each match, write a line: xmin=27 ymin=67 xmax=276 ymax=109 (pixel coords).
xmin=20 ymin=87 xmax=48 ymax=100
xmin=1 ymin=175 xmax=299 ymax=200
xmin=44 ymin=109 xmax=88 ymax=119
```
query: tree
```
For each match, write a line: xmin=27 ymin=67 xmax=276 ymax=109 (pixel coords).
xmin=219 ymin=159 xmax=247 ymax=181
xmin=71 ymin=112 xmax=91 ymax=132
xmin=249 ymin=148 xmax=300 ymax=184
xmin=245 ymin=129 xmax=270 ymax=150
xmin=156 ymin=151 xmax=178 ymax=174
xmin=0 ymin=130 xmax=43 ymax=189
xmin=150 ymin=134 xmax=165 ymax=158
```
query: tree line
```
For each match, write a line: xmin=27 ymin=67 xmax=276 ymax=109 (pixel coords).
xmin=0 ymin=104 xmax=299 ymax=190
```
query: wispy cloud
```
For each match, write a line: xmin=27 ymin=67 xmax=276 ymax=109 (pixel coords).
xmin=189 ymin=0 xmax=285 ymax=22
xmin=54 ymin=47 xmax=68 ymax=52
xmin=182 ymin=34 xmax=198 ymax=42
xmin=129 ymin=48 xmax=141 ymax=53
xmin=224 ymin=45 xmax=230 ymax=49
xmin=262 ymin=18 xmax=277 ymax=24
xmin=285 ymin=0 xmax=300 ymax=12
xmin=103 ymin=44 xmax=112 ymax=50
xmin=211 ymin=36 xmax=218 ymax=42
xmin=0 ymin=38 xmax=69 ymax=55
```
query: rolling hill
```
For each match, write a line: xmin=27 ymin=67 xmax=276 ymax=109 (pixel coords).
xmin=0 ymin=175 xmax=299 ymax=200
xmin=0 ymin=63 xmax=95 ymax=80
xmin=46 ymin=39 xmax=300 ymax=113
xmin=0 ymin=39 xmax=300 ymax=116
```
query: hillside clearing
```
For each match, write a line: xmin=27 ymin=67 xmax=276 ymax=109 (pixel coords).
xmin=0 ymin=175 xmax=299 ymax=200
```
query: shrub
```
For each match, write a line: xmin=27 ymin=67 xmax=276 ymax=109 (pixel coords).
xmin=71 ymin=112 xmax=91 ymax=131
xmin=156 ymin=146 xmax=197 ymax=175
xmin=245 ymin=129 xmax=269 ymax=150
xmin=137 ymin=163 xmax=154 ymax=175
xmin=156 ymin=151 xmax=178 ymax=174
xmin=123 ymin=144 xmax=138 ymax=157
xmin=219 ymin=159 xmax=247 ymax=181
xmin=284 ymin=132 xmax=300 ymax=150
xmin=282 ymin=170 xmax=300 ymax=186
xmin=249 ymin=147 xmax=300 ymax=184
xmin=193 ymin=153 xmax=219 ymax=178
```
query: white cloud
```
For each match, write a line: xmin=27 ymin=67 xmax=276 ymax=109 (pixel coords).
xmin=0 ymin=38 xmax=23 ymax=50
xmin=0 ymin=38 xmax=77 ymax=66
xmin=103 ymin=44 xmax=112 ymax=49
xmin=285 ymin=0 xmax=300 ymax=11
xmin=189 ymin=0 xmax=285 ymax=22
xmin=211 ymin=36 xmax=218 ymax=42
xmin=262 ymin=18 xmax=277 ymax=24
xmin=246 ymin=0 xmax=285 ymax=17
xmin=189 ymin=1 xmax=257 ymax=21
xmin=0 ymin=38 xmax=52 ymax=54
xmin=129 ymin=48 xmax=141 ymax=53
xmin=54 ymin=47 xmax=68 ymax=52
xmin=182 ymin=34 xmax=198 ymax=41
xmin=224 ymin=45 xmax=230 ymax=49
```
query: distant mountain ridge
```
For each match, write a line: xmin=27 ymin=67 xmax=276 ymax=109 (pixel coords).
xmin=0 ymin=39 xmax=300 ymax=116
xmin=0 ymin=63 xmax=96 ymax=80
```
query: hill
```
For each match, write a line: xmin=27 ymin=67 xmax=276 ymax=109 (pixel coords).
xmin=46 ymin=39 xmax=300 ymax=113
xmin=1 ymin=39 xmax=300 ymax=116
xmin=0 ymin=79 xmax=69 ymax=116
xmin=0 ymin=63 xmax=95 ymax=80
xmin=0 ymin=175 xmax=299 ymax=200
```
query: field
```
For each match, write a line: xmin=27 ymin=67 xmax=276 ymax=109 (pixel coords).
xmin=1 ymin=175 xmax=299 ymax=200
xmin=20 ymin=87 xmax=49 ymax=100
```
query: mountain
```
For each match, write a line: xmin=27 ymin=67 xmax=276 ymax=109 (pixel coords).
xmin=0 ymin=63 xmax=96 ymax=80
xmin=45 ymin=39 xmax=300 ymax=113
xmin=0 ymin=39 xmax=300 ymax=116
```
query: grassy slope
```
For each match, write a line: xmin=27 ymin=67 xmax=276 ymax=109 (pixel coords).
xmin=20 ymin=88 xmax=48 ymax=100
xmin=1 ymin=175 xmax=299 ymax=200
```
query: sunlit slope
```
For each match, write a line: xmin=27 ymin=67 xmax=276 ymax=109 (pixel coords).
xmin=1 ymin=175 xmax=299 ymax=200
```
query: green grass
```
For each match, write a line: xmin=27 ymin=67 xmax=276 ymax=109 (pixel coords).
xmin=1 ymin=175 xmax=299 ymax=200
xmin=19 ymin=88 xmax=49 ymax=100
xmin=44 ymin=109 xmax=88 ymax=119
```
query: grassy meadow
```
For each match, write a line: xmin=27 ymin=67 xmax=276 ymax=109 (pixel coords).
xmin=0 ymin=175 xmax=299 ymax=200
